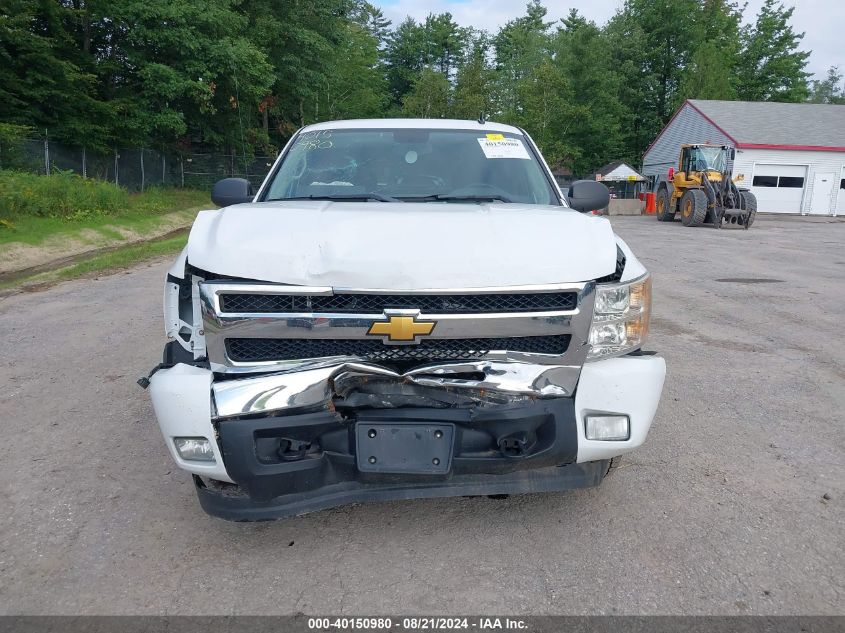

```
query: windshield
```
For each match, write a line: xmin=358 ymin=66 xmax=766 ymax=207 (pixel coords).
xmin=262 ymin=128 xmax=560 ymax=205
xmin=688 ymin=147 xmax=728 ymax=172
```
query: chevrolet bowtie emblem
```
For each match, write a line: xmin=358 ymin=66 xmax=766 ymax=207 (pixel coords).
xmin=367 ymin=312 xmax=436 ymax=343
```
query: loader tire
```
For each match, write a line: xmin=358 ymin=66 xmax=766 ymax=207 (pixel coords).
xmin=656 ymin=187 xmax=675 ymax=222
xmin=680 ymin=189 xmax=707 ymax=227
xmin=741 ymin=191 xmax=757 ymax=228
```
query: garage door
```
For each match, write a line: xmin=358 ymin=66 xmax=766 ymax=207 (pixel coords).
xmin=750 ymin=164 xmax=807 ymax=214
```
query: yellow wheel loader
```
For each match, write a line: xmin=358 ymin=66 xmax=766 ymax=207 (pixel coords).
xmin=654 ymin=144 xmax=757 ymax=228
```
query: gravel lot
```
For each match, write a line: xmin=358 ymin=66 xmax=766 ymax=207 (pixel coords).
xmin=0 ymin=215 xmax=842 ymax=615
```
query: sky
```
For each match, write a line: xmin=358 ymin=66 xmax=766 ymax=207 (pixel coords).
xmin=378 ymin=0 xmax=843 ymax=81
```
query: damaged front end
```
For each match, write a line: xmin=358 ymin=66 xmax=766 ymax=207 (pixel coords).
xmin=209 ymin=364 xmax=591 ymax=503
xmin=209 ymin=362 xmax=586 ymax=510
xmin=148 ymin=269 xmax=624 ymax=519
xmin=213 ymin=359 xmax=582 ymax=418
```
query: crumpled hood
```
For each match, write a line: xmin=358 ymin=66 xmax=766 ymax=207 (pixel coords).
xmin=186 ymin=201 xmax=617 ymax=288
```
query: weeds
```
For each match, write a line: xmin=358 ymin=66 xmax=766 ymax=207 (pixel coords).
xmin=0 ymin=170 xmax=210 ymax=245
xmin=0 ymin=170 xmax=128 ymax=219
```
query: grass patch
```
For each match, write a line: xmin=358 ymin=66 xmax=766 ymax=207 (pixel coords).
xmin=0 ymin=170 xmax=210 ymax=245
xmin=54 ymin=234 xmax=188 ymax=279
xmin=0 ymin=169 xmax=127 ymax=219
xmin=94 ymin=226 xmax=126 ymax=241
xmin=0 ymin=233 xmax=188 ymax=292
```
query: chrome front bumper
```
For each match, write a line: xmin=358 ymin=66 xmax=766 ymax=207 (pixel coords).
xmin=149 ymin=354 xmax=666 ymax=486
xmin=212 ymin=359 xmax=585 ymax=420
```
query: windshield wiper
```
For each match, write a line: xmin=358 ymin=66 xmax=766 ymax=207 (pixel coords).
xmin=273 ymin=193 xmax=401 ymax=202
xmin=401 ymin=194 xmax=515 ymax=203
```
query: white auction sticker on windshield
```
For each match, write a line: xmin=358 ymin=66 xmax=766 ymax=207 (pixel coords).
xmin=477 ymin=136 xmax=531 ymax=159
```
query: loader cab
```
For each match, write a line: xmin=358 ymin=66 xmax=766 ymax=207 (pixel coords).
xmin=679 ymin=144 xmax=732 ymax=176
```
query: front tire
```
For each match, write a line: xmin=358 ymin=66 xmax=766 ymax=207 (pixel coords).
xmin=656 ymin=187 xmax=674 ymax=222
xmin=741 ymin=191 xmax=757 ymax=228
xmin=680 ymin=189 xmax=707 ymax=227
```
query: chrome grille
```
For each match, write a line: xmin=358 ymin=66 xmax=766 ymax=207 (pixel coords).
xmin=219 ymin=291 xmax=578 ymax=314
xmin=226 ymin=335 xmax=571 ymax=363
xmin=199 ymin=280 xmax=596 ymax=376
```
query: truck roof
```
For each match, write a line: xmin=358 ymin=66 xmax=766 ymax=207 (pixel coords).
xmin=301 ymin=118 xmax=524 ymax=135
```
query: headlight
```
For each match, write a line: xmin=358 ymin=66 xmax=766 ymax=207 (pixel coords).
xmin=587 ymin=274 xmax=651 ymax=360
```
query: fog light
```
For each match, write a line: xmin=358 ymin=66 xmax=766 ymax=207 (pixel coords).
xmin=585 ymin=415 xmax=630 ymax=441
xmin=174 ymin=437 xmax=216 ymax=462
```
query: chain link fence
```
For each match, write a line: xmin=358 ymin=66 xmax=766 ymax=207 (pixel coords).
xmin=0 ymin=136 xmax=275 ymax=192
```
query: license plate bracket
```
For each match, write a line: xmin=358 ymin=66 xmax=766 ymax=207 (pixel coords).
xmin=356 ymin=422 xmax=454 ymax=474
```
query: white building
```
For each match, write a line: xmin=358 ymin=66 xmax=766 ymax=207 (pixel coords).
xmin=642 ymin=99 xmax=845 ymax=216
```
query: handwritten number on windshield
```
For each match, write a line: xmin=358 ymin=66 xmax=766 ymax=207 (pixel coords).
xmin=296 ymin=130 xmax=333 ymax=150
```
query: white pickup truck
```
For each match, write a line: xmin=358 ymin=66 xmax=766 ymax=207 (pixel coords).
xmin=145 ymin=119 xmax=666 ymax=520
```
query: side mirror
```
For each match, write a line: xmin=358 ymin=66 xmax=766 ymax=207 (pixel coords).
xmin=567 ymin=180 xmax=611 ymax=213
xmin=211 ymin=178 xmax=253 ymax=207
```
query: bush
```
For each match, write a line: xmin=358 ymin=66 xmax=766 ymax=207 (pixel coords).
xmin=0 ymin=170 xmax=129 ymax=220
xmin=0 ymin=169 xmax=211 ymax=221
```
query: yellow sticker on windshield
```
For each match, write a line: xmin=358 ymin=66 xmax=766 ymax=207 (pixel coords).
xmin=486 ymin=133 xmax=505 ymax=140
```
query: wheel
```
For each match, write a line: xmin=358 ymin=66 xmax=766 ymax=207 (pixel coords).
xmin=680 ymin=189 xmax=707 ymax=227
xmin=656 ymin=187 xmax=674 ymax=221
xmin=740 ymin=191 xmax=757 ymax=228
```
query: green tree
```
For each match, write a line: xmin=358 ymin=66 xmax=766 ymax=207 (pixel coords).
xmin=679 ymin=40 xmax=735 ymax=100
xmin=0 ymin=0 xmax=113 ymax=148
xmin=604 ymin=9 xmax=661 ymax=166
xmin=0 ymin=122 xmax=35 ymax=169
xmin=605 ymin=0 xmax=747 ymax=163
xmin=552 ymin=10 xmax=625 ymax=173
xmin=678 ymin=0 xmax=742 ymax=102
xmin=422 ymin=13 xmax=470 ymax=78
xmin=451 ymin=34 xmax=495 ymax=120
xmin=384 ymin=17 xmax=429 ymax=106
xmin=102 ymin=1 xmax=273 ymax=151
xmin=0 ymin=0 xmax=829 ymax=169
xmin=349 ymin=1 xmax=391 ymax=44
xmin=809 ymin=66 xmax=845 ymax=104
xmin=618 ymin=0 xmax=700 ymax=123
xmin=516 ymin=59 xmax=576 ymax=167
xmin=735 ymin=0 xmax=810 ymax=102
xmin=402 ymin=68 xmax=451 ymax=118
xmin=493 ymin=0 xmax=553 ymax=119
xmin=383 ymin=13 xmax=470 ymax=109
xmin=240 ymin=0 xmax=350 ymax=136
xmin=319 ymin=9 xmax=388 ymax=120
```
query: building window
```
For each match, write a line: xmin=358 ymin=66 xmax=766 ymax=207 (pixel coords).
xmin=778 ymin=176 xmax=805 ymax=188
xmin=840 ymin=178 xmax=845 ymax=190
xmin=753 ymin=175 xmax=777 ymax=187
xmin=752 ymin=175 xmax=805 ymax=188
